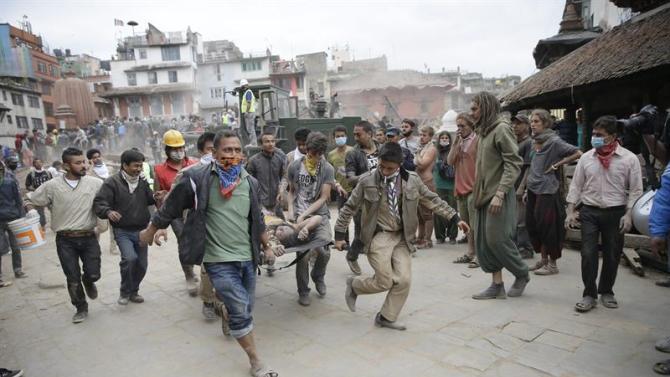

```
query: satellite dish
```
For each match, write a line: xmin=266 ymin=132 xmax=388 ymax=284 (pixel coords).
xmin=127 ymin=21 xmax=138 ymax=27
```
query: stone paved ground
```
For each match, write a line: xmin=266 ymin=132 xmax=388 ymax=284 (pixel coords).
xmin=1 ymin=210 xmax=669 ymax=377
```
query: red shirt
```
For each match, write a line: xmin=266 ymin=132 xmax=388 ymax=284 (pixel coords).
xmin=154 ymin=158 xmax=198 ymax=192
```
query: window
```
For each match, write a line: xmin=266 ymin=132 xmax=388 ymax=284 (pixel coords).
xmin=2 ymin=90 xmax=6 ymax=101
xmin=41 ymin=82 xmax=51 ymax=95
xmin=150 ymin=95 xmax=163 ymax=115
xmin=216 ymin=64 xmax=222 ymax=81
xmin=139 ymin=49 xmax=147 ymax=59
xmin=148 ymin=71 xmax=157 ymax=84
xmin=6 ymin=115 xmax=12 ymax=124
xmin=172 ymin=93 xmax=185 ymax=114
xmin=127 ymin=72 xmax=137 ymax=86
xmin=31 ymin=118 xmax=44 ymax=129
xmin=37 ymin=62 xmax=47 ymax=73
xmin=11 ymin=93 xmax=24 ymax=106
xmin=28 ymin=95 xmax=40 ymax=108
xmin=16 ymin=116 xmax=29 ymax=129
xmin=50 ymin=65 xmax=59 ymax=77
xmin=128 ymin=96 xmax=142 ymax=119
xmin=242 ymin=60 xmax=262 ymax=72
xmin=168 ymin=71 xmax=178 ymax=83
xmin=161 ymin=46 xmax=181 ymax=61
xmin=210 ymin=87 xmax=223 ymax=98
xmin=44 ymin=102 xmax=54 ymax=117
xmin=296 ymin=76 xmax=303 ymax=89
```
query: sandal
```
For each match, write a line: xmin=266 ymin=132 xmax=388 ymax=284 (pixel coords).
xmin=454 ymin=254 xmax=473 ymax=264
xmin=416 ymin=241 xmax=433 ymax=249
xmin=528 ymin=259 xmax=547 ymax=271
xmin=468 ymin=260 xmax=480 ymax=268
xmin=250 ymin=365 xmax=279 ymax=377
xmin=575 ymin=296 xmax=597 ymax=313
xmin=600 ymin=294 xmax=618 ymax=309
xmin=654 ymin=359 xmax=670 ymax=375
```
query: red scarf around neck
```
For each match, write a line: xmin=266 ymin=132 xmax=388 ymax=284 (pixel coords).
xmin=596 ymin=140 xmax=618 ymax=169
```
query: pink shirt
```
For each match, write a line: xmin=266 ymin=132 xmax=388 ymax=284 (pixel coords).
xmin=566 ymin=145 xmax=643 ymax=209
xmin=454 ymin=134 xmax=478 ymax=196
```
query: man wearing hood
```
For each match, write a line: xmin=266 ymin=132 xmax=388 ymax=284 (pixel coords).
xmin=94 ymin=149 xmax=155 ymax=306
xmin=140 ymin=130 xmax=278 ymax=377
xmin=469 ymin=91 xmax=529 ymax=300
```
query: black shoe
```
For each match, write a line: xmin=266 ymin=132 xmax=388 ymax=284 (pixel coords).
xmin=202 ymin=302 xmax=217 ymax=321
xmin=449 ymin=238 xmax=457 ymax=245
xmin=298 ymin=294 xmax=311 ymax=306
xmin=374 ymin=312 xmax=406 ymax=331
xmin=72 ymin=309 xmax=88 ymax=324
xmin=129 ymin=293 xmax=144 ymax=303
xmin=656 ymin=279 xmax=670 ymax=288
xmin=83 ymin=282 xmax=98 ymax=300
xmin=0 ymin=368 xmax=24 ymax=377
xmin=13 ymin=270 xmax=27 ymax=279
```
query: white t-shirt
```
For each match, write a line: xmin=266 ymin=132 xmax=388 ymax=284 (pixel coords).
xmin=65 ymin=178 xmax=79 ymax=189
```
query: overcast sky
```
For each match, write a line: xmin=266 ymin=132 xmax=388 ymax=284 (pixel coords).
xmin=3 ymin=0 xmax=565 ymax=79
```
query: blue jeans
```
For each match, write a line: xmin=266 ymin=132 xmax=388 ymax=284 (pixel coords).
xmin=205 ymin=261 xmax=256 ymax=339
xmin=114 ymin=229 xmax=148 ymax=297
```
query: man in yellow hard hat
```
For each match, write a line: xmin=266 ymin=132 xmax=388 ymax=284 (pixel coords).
xmin=153 ymin=130 xmax=200 ymax=296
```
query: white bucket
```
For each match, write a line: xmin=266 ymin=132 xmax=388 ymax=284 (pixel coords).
xmin=7 ymin=216 xmax=46 ymax=251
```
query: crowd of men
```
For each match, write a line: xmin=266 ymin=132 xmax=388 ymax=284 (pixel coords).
xmin=1 ymin=90 xmax=669 ymax=377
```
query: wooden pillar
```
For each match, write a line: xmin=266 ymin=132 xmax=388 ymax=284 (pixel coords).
xmin=581 ymin=100 xmax=593 ymax=150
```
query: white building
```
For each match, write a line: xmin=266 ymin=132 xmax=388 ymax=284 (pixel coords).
xmin=579 ymin=0 xmax=633 ymax=30
xmin=197 ymin=40 xmax=274 ymax=121
xmin=0 ymin=78 xmax=46 ymax=146
xmin=103 ymin=23 xmax=202 ymax=120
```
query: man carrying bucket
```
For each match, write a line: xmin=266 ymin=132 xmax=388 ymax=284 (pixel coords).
xmin=0 ymin=161 xmax=27 ymax=287
xmin=25 ymin=147 xmax=103 ymax=324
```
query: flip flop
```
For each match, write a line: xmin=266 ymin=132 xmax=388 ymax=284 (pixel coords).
xmin=600 ymin=294 xmax=619 ymax=309
xmin=250 ymin=365 xmax=279 ymax=377
xmin=454 ymin=254 xmax=472 ymax=264
xmin=654 ymin=359 xmax=670 ymax=375
xmin=575 ymin=296 xmax=597 ymax=313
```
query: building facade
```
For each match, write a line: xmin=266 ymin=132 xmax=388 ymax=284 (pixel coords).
xmin=104 ymin=23 xmax=201 ymax=120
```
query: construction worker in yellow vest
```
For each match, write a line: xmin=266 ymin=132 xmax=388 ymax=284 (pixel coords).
xmin=240 ymin=79 xmax=257 ymax=147
xmin=222 ymin=110 xmax=230 ymax=128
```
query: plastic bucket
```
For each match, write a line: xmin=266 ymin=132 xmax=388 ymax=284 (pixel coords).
xmin=7 ymin=216 xmax=46 ymax=251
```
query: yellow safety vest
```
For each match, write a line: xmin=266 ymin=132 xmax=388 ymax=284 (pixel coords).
xmin=222 ymin=112 xmax=229 ymax=125
xmin=241 ymin=89 xmax=256 ymax=114
xmin=142 ymin=162 xmax=154 ymax=188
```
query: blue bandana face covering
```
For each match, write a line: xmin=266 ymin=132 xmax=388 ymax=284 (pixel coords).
xmin=215 ymin=162 xmax=242 ymax=199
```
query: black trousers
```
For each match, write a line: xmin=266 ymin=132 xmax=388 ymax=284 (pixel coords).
xmin=579 ymin=205 xmax=625 ymax=299
xmin=56 ymin=234 xmax=101 ymax=311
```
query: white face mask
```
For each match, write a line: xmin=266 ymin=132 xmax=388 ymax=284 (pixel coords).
xmin=169 ymin=150 xmax=185 ymax=161
xmin=439 ymin=140 xmax=450 ymax=147
xmin=200 ymin=153 xmax=213 ymax=164
xmin=335 ymin=136 xmax=347 ymax=146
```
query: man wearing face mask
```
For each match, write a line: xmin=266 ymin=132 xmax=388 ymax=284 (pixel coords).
xmin=287 ymin=132 xmax=335 ymax=306
xmin=399 ymin=119 xmax=420 ymax=155
xmin=94 ymin=149 xmax=156 ymax=306
xmin=566 ymin=116 xmax=643 ymax=313
xmin=335 ymin=143 xmax=469 ymax=330
xmin=345 ymin=121 xmax=380 ymax=275
xmin=153 ymin=129 xmax=200 ymax=296
xmin=26 ymin=147 xmax=104 ymax=324
xmin=385 ymin=127 xmax=416 ymax=171
xmin=328 ymin=126 xmax=354 ymax=211
xmin=140 ymin=130 xmax=278 ymax=377
xmin=4 ymin=156 xmax=19 ymax=178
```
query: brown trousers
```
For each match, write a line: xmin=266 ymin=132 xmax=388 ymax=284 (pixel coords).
xmin=352 ymin=231 xmax=411 ymax=322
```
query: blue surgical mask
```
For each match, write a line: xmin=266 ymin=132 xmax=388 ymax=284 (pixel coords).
xmin=335 ymin=136 xmax=347 ymax=146
xmin=200 ymin=153 xmax=213 ymax=164
xmin=591 ymin=136 xmax=605 ymax=149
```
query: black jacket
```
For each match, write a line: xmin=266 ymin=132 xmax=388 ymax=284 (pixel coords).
xmin=150 ymin=163 xmax=266 ymax=267
xmin=94 ymin=172 xmax=156 ymax=231
xmin=0 ymin=173 xmax=24 ymax=222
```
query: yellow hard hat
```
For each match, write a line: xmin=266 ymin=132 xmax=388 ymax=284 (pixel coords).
xmin=163 ymin=129 xmax=185 ymax=147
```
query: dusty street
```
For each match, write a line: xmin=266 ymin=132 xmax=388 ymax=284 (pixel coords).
xmin=1 ymin=213 xmax=669 ymax=377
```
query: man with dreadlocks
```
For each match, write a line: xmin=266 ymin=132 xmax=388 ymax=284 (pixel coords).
xmin=469 ymin=91 xmax=530 ymax=300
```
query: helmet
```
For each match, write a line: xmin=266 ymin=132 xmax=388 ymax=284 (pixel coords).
xmin=632 ymin=189 xmax=656 ymax=236
xmin=240 ymin=79 xmax=249 ymax=86
xmin=162 ymin=129 xmax=185 ymax=147
xmin=440 ymin=110 xmax=458 ymax=133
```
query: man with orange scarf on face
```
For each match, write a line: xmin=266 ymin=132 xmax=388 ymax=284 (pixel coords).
xmin=566 ymin=116 xmax=643 ymax=313
xmin=140 ymin=130 xmax=279 ymax=377
xmin=287 ymin=132 xmax=335 ymax=307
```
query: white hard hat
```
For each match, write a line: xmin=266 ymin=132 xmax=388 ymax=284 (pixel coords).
xmin=439 ymin=110 xmax=458 ymax=133
xmin=240 ymin=79 xmax=249 ymax=86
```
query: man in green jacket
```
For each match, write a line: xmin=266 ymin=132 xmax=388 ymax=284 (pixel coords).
xmin=334 ymin=143 xmax=469 ymax=330
xmin=469 ymin=91 xmax=530 ymax=300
